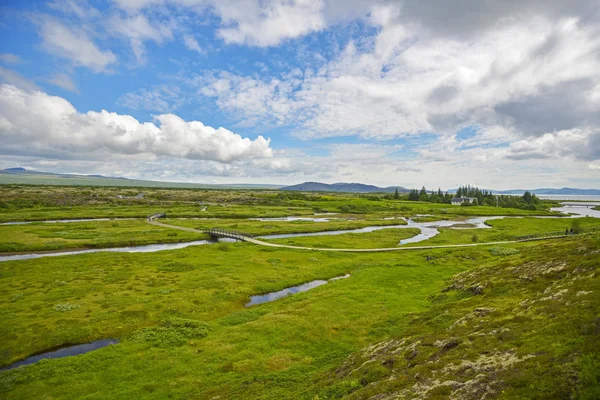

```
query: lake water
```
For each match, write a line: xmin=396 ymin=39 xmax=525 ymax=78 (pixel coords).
xmin=538 ymin=195 xmax=600 ymax=201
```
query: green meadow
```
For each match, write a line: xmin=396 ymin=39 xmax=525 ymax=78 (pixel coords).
xmin=0 ymin=186 xmax=598 ymax=399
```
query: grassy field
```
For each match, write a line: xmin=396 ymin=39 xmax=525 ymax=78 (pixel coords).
xmin=264 ymin=228 xmax=422 ymax=249
xmin=164 ymin=217 xmax=407 ymax=236
xmin=0 ymin=220 xmax=206 ymax=253
xmin=0 ymin=185 xmax=560 ymax=223
xmin=0 ymin=185 xmax=597 ymax=399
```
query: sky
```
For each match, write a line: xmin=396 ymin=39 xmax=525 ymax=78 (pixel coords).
xmin=0 ymin=0 xmax=599 ymax=190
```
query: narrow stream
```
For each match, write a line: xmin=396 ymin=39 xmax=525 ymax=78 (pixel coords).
xmin=0 ymin=340 xmax=118 ymax=371
xmin=245 ymin=274 xmax=351 ymax=306
xmin=0 ymin=218 xmax=133 ymax=226
xmin=1 ymin=204 xmax=596 ymax=262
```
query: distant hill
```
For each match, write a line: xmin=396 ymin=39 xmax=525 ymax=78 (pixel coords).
xmin=494 ymin=187 xmax=600 ymax=195
xmin=0 ymin=168 xmax=282 ymax=189
xmin=445 ymin=186 xmax=600 ymax=196
xmin=281 ymin=182 xmax=410 ymax=193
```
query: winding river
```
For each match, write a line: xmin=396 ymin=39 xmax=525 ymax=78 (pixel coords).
xmin=1 ymin=203 xmax=597 ymax=262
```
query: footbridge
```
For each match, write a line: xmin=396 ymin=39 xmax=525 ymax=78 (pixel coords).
xmin=202 ymin=228 xmax=254 ymax=241
xmin=561 ymin=202 xmax=600 ymax=208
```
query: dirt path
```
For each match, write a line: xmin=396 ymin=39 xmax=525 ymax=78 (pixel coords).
xmin=148 ymin=219 xmax=565 ymax=252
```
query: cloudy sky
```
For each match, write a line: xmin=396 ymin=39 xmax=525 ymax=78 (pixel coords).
xmin=0 ymin=0 xmax=599 ymax=189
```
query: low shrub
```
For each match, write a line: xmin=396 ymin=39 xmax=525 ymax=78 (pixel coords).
xmin=490 ymin=247 xmax=520 ymax=256
xmin=157 ymin=262 xmax=195 ymax=272
xmin=131 ymin=317 xmax=208 ymax=347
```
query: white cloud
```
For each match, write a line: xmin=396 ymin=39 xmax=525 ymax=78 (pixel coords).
xmin=48 ymin=0 xmax=101 ymax=19
xmin=37 ymin=17 xmax=117 ymax=72
xmin=183 ymin=34 xmax=203 ymax=53
xmin=0 ymin=53 xmax=22 ymax=65
xmin=214 ymin=0 xmax=327 ymax=46
xmin=0 ymin=84 xmax=272 ymax=163
xmin=117 ymin=85 xmax=184 ymax=112
xmin=0 ymin=67 xmax=39 ymax=91
xmin=108 ymin=14 xmax=172 ymax=64
xmin=47 ymin=73 xmax=79 ymax=93
xmin=197 ymin=9 xmax=600 ymax=151
xmin=499 ymin=129 xmax=600 ymax=161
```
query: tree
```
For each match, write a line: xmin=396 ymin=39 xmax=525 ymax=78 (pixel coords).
xmin=394 ymin=188 xmax=400 ymax=199
xmin=523 ymin=191 xmax=533 ymax=204
xmin=408 ymin=189 xmax=420 ymax=201
xmin=571 ymin=219 xmax=583 ymax=234
xmin=420 ymin=186 xmax=427 ymax=196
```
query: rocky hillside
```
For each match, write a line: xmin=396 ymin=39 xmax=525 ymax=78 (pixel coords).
xmin=309 ymin=236 xmax=600 ymax=399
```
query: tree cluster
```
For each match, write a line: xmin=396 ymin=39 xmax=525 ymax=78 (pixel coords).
xmin=404 ymin=185 xmax=541 ymax=210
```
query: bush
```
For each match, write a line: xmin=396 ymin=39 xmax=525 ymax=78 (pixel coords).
xmin=471 ymin=234 xmax=479 ymax=243
xmin=131 ymin=317 xmax=208 ymax=347
xmin=157 ymin=262 xmax=195 ymax=272
xmin=572 ymin=219 xmax=583 ymax=234
xmin=490 ymin=247 xmax=520 ymax=256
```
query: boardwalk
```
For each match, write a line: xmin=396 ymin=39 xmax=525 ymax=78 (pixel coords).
xmin=148 ymin=219 xmax=570 ymax=253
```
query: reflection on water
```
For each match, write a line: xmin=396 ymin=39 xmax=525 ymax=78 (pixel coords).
xmin=1 ymin=339 xmax=118 ymax=371
xmin=245 ymin=274 xmax=351 ymax=306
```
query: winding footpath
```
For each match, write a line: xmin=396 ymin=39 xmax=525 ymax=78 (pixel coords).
xmin=147 ymin=219 xmax=566 ymax=253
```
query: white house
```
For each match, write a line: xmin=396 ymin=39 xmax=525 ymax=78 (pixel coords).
xmin=451 ymin=197 xmax=477 ymax=205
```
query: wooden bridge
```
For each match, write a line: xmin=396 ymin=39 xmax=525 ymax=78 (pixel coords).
xmin=148 ymin=212 xmax=167 ymax=221
xmin=203 ymin=228 xmax=254 ymax=241
xmin=561 ymin=202 xmax=600 ymax=208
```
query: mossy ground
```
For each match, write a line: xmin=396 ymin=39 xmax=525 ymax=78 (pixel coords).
xmin=0 ymin=186 xmax=597 ymax=399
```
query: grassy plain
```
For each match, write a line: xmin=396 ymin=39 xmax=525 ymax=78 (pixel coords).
xmin=0 ymin=185 xmax=598 ymax=399
xmin=0 ymin=185 xmax=559 ymax=223
xmin=165 ymin=217 xmax=407 ymax=236
xmin=0 ymin=220 xmax=205 ymax=253
xmin=264 ymin=228 xmax=422 ymax=249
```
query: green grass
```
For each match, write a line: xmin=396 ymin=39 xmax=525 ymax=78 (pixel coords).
xmin=405 ymin=216 xmax=600 ymax=247
xmin=165 ymin=216 xmax=407 ymax=236
xmin=308 ymin=235 xmax=600 ymax=399
xmin=0 ymin=242 xmax=472 ymax=399
xmin=0 ymin=220 xmax=206 ymax=252
xmin=0 ymin=185 xmax=596 ymax=399
xmin=0 ymin=235 xmax=597 ymax=399
xmin=266 ymin=228 xmax=421 ymax=249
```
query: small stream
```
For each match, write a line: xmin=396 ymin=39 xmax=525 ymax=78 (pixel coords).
xmin=245 ymin=274 xmax=351 ymax=306
xmin=1 ymin=204 xmax=596 ymax=262
xmin=0 ymin=340 xmax=118 ymax=371
xmin=0 ymin=218 xmax=133 ymax=226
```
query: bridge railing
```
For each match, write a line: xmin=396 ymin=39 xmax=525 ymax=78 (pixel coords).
xmin=148 ymin=212 xmax=166 ymax=220
xmin=202 ymin=228 xmax=254 ymax=240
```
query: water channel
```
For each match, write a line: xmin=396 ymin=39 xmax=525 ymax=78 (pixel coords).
xmin=1 ymin=204 xmax=597 ymax=262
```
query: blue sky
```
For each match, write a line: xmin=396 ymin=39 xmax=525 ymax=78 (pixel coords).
xmin=0 ymin=0 xmax=599 ymax=189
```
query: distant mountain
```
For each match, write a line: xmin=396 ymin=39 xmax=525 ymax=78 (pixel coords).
xmin=494 ymin=188 xmax=600 ymax=195
xmin=446 ymin=187 xmax=600 ymax=196
xmin=281 ymin=182 xmax=410 ymax=193
xmin=0 ymin=168 xmax=282 ymax=189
